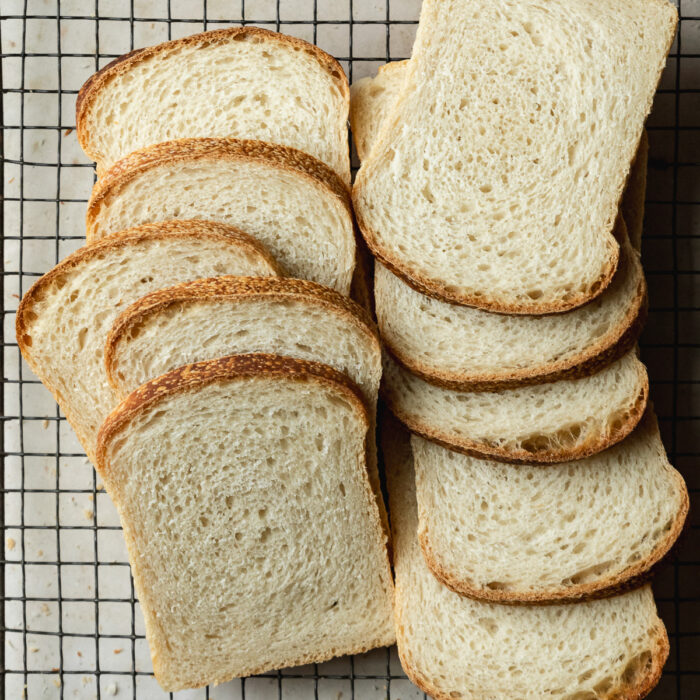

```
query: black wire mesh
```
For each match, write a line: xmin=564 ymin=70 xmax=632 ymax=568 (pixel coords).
xmin=1 ymin=0 xmax=698 ymax=698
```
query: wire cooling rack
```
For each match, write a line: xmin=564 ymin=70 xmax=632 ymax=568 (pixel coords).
xmin=1 ymin=0 xmax=698 ymax=698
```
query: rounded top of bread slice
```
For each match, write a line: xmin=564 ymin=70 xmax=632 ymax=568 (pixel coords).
xmin=16 ymin=220 xmax=280 ymax=461
xmin=353 ymin=0 xmax=677 ymax=313
xmin=97 ymin=353 xmax=369 ymax=475
xmin=376 ymin=229 xmax=647 ymax=389
xmin=104 ymin=276 xmax=381 ymax=403
xmin=412 ymin=410 xmax=688 ymax=604
xmin=76 ymin=26 xmax=351 ymax=182
xmin=85 ymin=138 xmax=355 ymax=294
xmin=382 ymin=350 xmax=649 ymax=464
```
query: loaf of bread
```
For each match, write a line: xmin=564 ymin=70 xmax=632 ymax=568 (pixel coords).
xmin=77 ymin=27 xmax=350 ymax=182
xmin=15 ymin=221 xmax=279 ymax=463
xmin=412 ymin=410 xmax=687 ymax=603
xmin=353 ymin=0 xmax=676 ymax=313
xmin=85 ymin=138 xmax=355 ymax=294
xmin=97 ymin=355 xmax=395 ymax=690
xmin=382 ymin=350 xmax=648 ymax=463
xmin=383 ymin=415 xmax=669 ymax=700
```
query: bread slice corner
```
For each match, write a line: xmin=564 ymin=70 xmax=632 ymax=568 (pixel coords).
xmin=97 ymin=354 xmax=395 ymax=690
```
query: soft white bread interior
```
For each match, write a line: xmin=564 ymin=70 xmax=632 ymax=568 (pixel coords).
xmin=76 ymin=26 xmax=350 ymax=182
xmin=412 ymin=410 xmax=687 ymax=603
xmin=350 ymin=60 xmax=407 ymax=162
xmin=96 ymin=355 xmax=395 ymax=691
xmin=353 ymin=0 xmax=677 ymax=313
xmin=103 ymin=275 xmax=389 ymax=534
xmin=382 ymin=350 xmax=648 ymax=463
xmin=383 ymin=416 xmax=669 ymax=700
xmin=375 ymin=226 xmax=645 ymax=389
xmin=15 ymin=220 xmax=279 ymax=463
xmin=105 ymin=276 xmax=380 ymax=403
xmin=86 ymin=138 xmax=355 ymax=295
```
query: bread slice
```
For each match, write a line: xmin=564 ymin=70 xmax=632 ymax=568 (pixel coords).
xmin=382 ymin=349 xmax=648 ymax=464
xmin=15 ymin=220 xmax=279 ymax=463
xmin=383 ymin=416 xmax=669 ymax=700
xmin=623 ymin=130 xmax=650 ymax=252
xmin=86 ymin=139 xmax=355 ymax=294
xmin=96 ymin=354 xmax=395 ymax=691
xmin=105 ymin=276 xmax=380 ymax=401
xmin=350 ymin=60 xmax=408 ymax=163
xmin=375 ymin=224 xmax=646 ymax=390
xmin=412 ymin=410 xmax=687 ymax=604
xmin=76 ymin=26 xmax=350 ymax=182
xmin=353 ymin=0 xmax=677 ymax=313
xmin=102 ymin=276 xmax=388 ymax=535
xmin=84 ymin=138 xmax=355 ymax=295
xmin=354 ymin=62 xmax=648 ymax=388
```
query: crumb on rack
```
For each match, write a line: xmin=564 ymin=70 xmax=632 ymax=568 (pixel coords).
xmin=6 ymin=537 xmax=16 ymax=551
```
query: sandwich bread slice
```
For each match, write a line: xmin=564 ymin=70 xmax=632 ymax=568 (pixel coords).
xmin=96 ymin=354 xmax=395 ymax=690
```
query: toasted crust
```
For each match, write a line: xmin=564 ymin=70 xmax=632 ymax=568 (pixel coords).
xmin=76 ymin=26 xmax=350 ymax=176
xmin=393 ymin=615 xmax=669 ymax=700
xmin=86 ymin=137 xmax=351 ymax=243
xmin=382 ymin=366 xmax=649 ymax=465
xmin=382 ymin=240 xmax=647 ymax=391
xmin=353 ymin=199 xmax=620 ymax=314
xmin=104 ymin=276 xmax=380 ymax=395
xmin=96 ymin=353 xmax=369 ymax=476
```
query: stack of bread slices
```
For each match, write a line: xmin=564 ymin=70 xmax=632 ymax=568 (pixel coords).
xmin=15 ymin=2 xmax=690 ymax=696
xmin=16 ymin=27 xmax=395 ymax=691
xmin=351 ymin=1 xmax=688 ymax=698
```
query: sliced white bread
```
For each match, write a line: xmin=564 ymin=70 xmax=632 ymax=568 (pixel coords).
xmin=102 ymin=276 xmax=388 ymax=535
xmin=375 ymin=226 xmax=646 ymax=389
xmin=353 ymin=0 xmax=677 ymax=313
xmin=412 ymin=410 xmax=688 ymax=604
xmin=105 ymin=276 xmax=380 ymax=402
xmin=354 ymin=63 xmax=648 ymax=388
xmin=382 ymin=350 xmax=648 ymax=464
xmin=383 ymin=417 xmax=669 ymax=700
xmin=15 ymin=220 xmax=279 ymax=463
xmin=76 ymin=27 xmax=350 ymax=182
xmin=350 ymin=60 xmax=408 ymax=162
xmin=96 ymin=354 xmax=395 ymax=690
xmin=85 ymin=138 xmax=355 ymax=294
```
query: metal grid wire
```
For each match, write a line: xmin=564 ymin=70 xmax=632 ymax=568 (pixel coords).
xmin=1 ymin=0 xmax=698 ymax=698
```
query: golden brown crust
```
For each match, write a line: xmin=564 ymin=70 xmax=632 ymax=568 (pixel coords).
xmin=104 ymin=275 xmax=380 ymax=394
xmin=382 ymin=365 xmax=650 ymax=465
xmin=382 ymin=242 xmax=647 ymax=391
xmin=76 ymin=26 xmax=350 ymax=171
xmin=85 ymin=138 xmax=351 ymax=242
xmin=623 ymin=129 xmax=650 ymax=252
xmin=96 ymin=353 xmax=369 ymax=476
